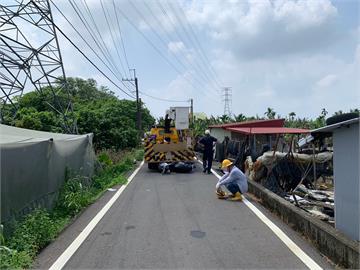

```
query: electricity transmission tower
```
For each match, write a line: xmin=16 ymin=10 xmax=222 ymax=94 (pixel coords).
xmin=222 ymin=87 xmax=232 ymax=117
xmin=0 ymin=0 xmax=77 ymax=133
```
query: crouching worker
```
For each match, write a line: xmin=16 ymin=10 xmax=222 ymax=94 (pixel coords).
xmin=216 ymin=159 xmax=248 ymax=201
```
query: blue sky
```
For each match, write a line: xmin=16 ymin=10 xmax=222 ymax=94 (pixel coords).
xmin=17 ymin=0 xmax=360 ymax=119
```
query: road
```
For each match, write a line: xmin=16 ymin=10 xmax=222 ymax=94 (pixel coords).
xmin=35 ymin=163 xmax=333 ymax=269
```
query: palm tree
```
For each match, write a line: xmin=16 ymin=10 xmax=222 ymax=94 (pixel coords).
xmin=321 ymin=108 xmax=328 ymax=118
xmin=234 ymin=113 xmax=246 ymax=122
xmin=264 ymin=107 xmax=276 ymax=119
xmin=219 ymin=114 xmax=230 ymax=123
xmin=334 ymin=110 xmax=343 ymax=116
xmin=288 ymin=112 xmax=296 ymax=121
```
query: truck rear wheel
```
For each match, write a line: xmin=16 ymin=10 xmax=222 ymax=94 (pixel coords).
xmin=148 ymin=163 xmax=158 ymax=170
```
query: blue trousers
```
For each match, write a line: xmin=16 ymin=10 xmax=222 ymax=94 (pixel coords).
xmin=225 ymin=183 xmax=241 ymax=194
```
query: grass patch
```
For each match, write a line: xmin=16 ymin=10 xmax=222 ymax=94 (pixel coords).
xmin=1 ymin=149 xmax=141 ymax=269
xmin=134 ymin=149 xmax=144 ymax=161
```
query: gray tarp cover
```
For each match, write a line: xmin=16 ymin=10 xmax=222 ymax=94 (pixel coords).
xmin=0 ymin=124 xmax=95 ymax=223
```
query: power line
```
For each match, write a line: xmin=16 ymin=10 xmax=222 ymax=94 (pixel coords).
xmin=48 ymin=0 xmax=135 ymax=99
xmin=128 ymin=2 xmax=190 ymax=76
xmin=80 ymin=0 xmax=123 ymax=78
xmin=174 ymin=1 xmax=224 ymax=87
xmin=112 ymin=0 xmax=131 ymax=78
xmin=127 ymin=1 xmax=219 ymax=102
xmin=145 ymin=1 xmax=216 ymax=92
xmin=160 ymin=1 xmax=221 ymax=91
xmin=100 ymin=0 xmax=128 ymax=77
xmin=67 ymin=0 xmax=122 ymax=83
xmin=139 ymin=91 xmax=189 ymax=103
xmin=68 ymin=0 xmax=134 ymax=94
xmin=175 ymin=0 xmax=224 ymax=87
xmin=114 ymin=6 xmax=198 ymax=92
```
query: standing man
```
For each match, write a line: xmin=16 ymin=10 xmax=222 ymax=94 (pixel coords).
xmin=199 ymin=129 xmax=217 ymax=174
xmin=216 ymin=159 xmax=248 ymax=201
xmin=164 ymin=114 xmax=172 ymax=134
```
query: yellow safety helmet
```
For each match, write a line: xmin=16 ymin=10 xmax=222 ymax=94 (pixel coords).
xmin=221 ymin=159 xmax=233 ymax=169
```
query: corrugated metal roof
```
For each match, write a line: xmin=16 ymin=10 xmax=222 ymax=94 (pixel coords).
xmin=311 ymin=117 xmax=359 ymax=134
xmin=209 ymin=119 xmax=285 ymax=128
xmin=226 ymin=126 xmax=310 ymax=135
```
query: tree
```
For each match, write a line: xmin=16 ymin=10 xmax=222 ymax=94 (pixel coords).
xmin=2 ymin=77 xmax=155 ymax=150
xmin=264 ymin=107 xmax=276 ymax=119
xmin=234 ymin=113 xmax=246 ymax=122
xmin=219 ymin=114 xmax=231 ymax=123
xmin=321 ymin=108 xmax=328 ymax=118
xmin=288 ymin=112 xmax=296 ymax=121
xmin=334 ymin=110 xmax=343 ymax=116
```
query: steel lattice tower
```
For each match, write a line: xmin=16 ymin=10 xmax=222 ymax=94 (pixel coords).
xmin=0 ymin=0 xmax=77 ymax=133
xmin=222 ymin=87 xmax=232 ymax=117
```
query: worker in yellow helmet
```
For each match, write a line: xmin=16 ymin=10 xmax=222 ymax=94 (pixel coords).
xmin=215 ymin=159 xmax=248 ymax=201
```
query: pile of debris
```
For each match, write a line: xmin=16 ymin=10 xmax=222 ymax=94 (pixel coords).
xmin=286 ymin=184 xmax=334 ymax=223
xmin=245 ymin=151 xmax=335 ymax=223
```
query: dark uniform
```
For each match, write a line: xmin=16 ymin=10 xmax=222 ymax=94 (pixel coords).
xmin=199 ymin=135 xmax=217 ymax=174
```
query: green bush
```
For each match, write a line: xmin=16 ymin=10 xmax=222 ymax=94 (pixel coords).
xmin=0 ymin=247 xmax=32 ymax=269
xmin=134 ymin=149 xmax=144 ymax=161
xmin=55 ymin=176 xmax=92 ymax=216
xmin=97 ymin=152 xmax=113 ymax=167
xmin=109 ymin=175 xmax=127 ymax=187
xmin=92 ymin=156 xmax=132 ymax=190
xmin=1 ymin=209 xmax=66 ymax=269
xmin=8 ymin=209 xmax=58 ymax=256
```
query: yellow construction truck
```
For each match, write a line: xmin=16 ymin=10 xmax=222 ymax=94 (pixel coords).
xmin=144 ymin=107 xmax=195 ymax=170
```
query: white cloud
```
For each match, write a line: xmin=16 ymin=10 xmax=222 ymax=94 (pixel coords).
xmin=186 ymin=0 xmax=339 ymax=59
xmin=5 ymin=0 xmax=358 ymax=120
xmin=355 ymin=44 xmax=360 ymax=63
xmin=209 ymin=45 xmax=358 ymax=118
xmin=255 ymin=88 xmax=275 ymax=98
xmin=315 ymin=74 xmax=338 ymax=88
xmin=273 ymin=0 xmax=337 ymax=32
xmin=168 ymin=41 xmax=185 ymax=54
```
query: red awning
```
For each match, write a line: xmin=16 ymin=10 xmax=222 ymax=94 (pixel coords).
xmin=226 ymin=127 xmax=310 ymax=135
xmin=209 ymin=119 xmax=285 ymax=128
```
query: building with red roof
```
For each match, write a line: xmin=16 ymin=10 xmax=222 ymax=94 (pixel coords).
xmin=209 ymin=119 xmax=309 ymax=153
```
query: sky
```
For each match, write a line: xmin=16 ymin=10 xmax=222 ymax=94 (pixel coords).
xmin=7 ymin=0 xmax=360 ymax=119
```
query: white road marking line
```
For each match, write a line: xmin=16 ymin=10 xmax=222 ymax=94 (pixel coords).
xmin=210 ymin=167 xmax=322 ymax=270
xmin=49 ymin=161 xmax=144 ymax=270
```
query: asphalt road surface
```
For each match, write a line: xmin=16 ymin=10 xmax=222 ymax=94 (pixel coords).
xmin=36 ymin=163 xmax=333 ymax=269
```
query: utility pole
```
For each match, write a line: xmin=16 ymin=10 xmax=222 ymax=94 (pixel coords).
xmin=123 ymin=69 xmax=141 ymax=137
xmin=222 ymin=87 xmax=232 ymax=117
xmin=190 ymin=98 xmax=194 ymax=127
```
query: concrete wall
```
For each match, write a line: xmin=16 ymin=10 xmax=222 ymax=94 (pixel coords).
xmin=333 ymin=122 xmax=360 ymax=241
xmin=209 ymin=128 xmax=231 ymax=142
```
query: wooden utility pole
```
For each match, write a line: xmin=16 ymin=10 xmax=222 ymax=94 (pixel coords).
xmin=190 ymin=98 xmax=194 ymax=127
xmin=123 ymin=69 xmax=141 ymax=137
